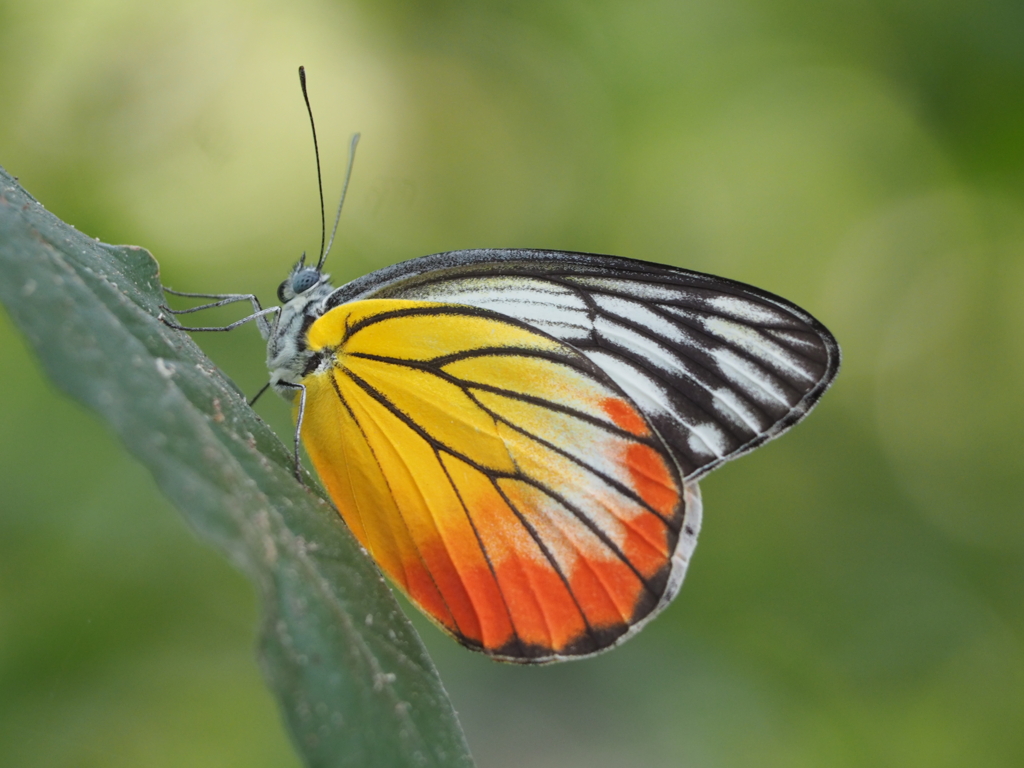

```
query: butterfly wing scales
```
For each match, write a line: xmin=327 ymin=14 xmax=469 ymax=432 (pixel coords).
xmin=300 ymin=299 xmax=699 ymax=661
xmin=328 ymin=249 xmax=840 ymax=481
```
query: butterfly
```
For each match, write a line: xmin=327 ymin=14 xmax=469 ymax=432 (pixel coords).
xmin=162 ymin=68 xmax=840 ymax=663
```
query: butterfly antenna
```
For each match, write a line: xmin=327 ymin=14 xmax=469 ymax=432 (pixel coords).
xmin=320 ymin=132 xmax=360 ymax=270
xmin=299 ymin=65 xmax=327 ymax=266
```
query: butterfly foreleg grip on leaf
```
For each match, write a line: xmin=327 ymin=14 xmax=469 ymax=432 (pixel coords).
xmin=160 ymin=287 xmax=279 ymax=337
xmin=275 ymin=379 xmax=307 ymax=483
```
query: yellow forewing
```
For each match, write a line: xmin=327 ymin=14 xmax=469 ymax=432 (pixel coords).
xmin=299 ymin=299 xmax=689 ymax=660
xmin=306 ymin=299 xmax=565 ymax=360
xmin=344 ymin=356 xmax=516 ymax=473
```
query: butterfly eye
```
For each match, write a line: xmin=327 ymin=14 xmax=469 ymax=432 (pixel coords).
xmin=291 ymin=269 xmax=320 ymax=294
xmin=276 ymin=280 xmax=290 ymax=304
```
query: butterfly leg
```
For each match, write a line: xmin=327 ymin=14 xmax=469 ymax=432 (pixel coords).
xmin=248 ymin=382 xmax=272 ymax=407
xmin=276 ymin=380 xmax=307 ymax=484
xmin=159 ymin=287 xmax=278 ymax=337
xmin=158 ymin=305 xmax=280 ymax=333
xmin=160 ymin=288 xmax=283 ymax=408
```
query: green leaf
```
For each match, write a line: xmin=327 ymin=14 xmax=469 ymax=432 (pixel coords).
xmin=0 ymin=166 xmax=474 ymax=768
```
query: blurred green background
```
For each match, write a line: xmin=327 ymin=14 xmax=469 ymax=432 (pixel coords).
xmin=2 ymin=1 xmax=1022 ymax=766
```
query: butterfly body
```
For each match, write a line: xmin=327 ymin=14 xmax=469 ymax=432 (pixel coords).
xmin=253 ymin=248 xmax=839 ymax=662
xmin=263 ymin=263 xmax=337 ymax=398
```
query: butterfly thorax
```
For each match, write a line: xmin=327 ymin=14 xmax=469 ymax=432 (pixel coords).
xmin=265 ymin=266 xmax=339 ymax=399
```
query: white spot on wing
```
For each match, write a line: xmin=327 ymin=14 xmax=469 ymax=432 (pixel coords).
xmin=592 ymin=294 xmax=685 ymax=345
xmin=764 ymin=327 xmax=822 ymax=353
xmin=565 ymin=276 xmax=690 ymax=303
xmin=593 ymin=316 xmax=685 ymax=375
xmin=401 ymin=277 xmax=593 ymax=337
xmin=710 ymin=348 xmax=790 ymax=406
xmin=585 ymin=350 xmax=729 ymax=459
xmin=590 ymin=318 xmax=771 ymax=434
xmin=710 ymin=387 xmax=765 ymax=433
xmin=494 ymin=301 xmax=590 ymax=331
xmin=706 ymin=295 xmax=787 ymax=324
xmin=583 ymin=350 xmax=674 ymax=418
xmin=406 ymin=276 xmax=580 ymax=305
xmin=687 ymin=425 xmax=728 ymax=458
xmin=528 ymin=320 xmax=591 ymax=342
xmin=702 ymin=316 xmax=814 ymax=382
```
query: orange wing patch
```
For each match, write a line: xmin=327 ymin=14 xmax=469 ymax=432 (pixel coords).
xmin=300 ymin=299 xmax=689 ymax=660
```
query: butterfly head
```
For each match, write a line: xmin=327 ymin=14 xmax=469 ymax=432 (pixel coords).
xmin=266 ymin=256 xmax=339 ymax=399
xmin=277 ymin=255 xmax=330 ymax=304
